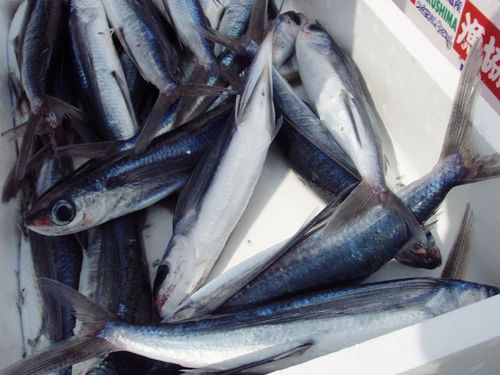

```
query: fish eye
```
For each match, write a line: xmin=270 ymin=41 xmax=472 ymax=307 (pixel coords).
xmin=51 ymin=200 xmax=75 ymax=226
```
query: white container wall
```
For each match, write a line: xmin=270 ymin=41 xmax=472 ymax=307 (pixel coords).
xmin=0 ymin=0 xmax=499 ymax=374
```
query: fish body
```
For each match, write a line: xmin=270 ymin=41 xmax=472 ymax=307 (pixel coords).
xmin=20 ymin=0 xmax=63 ymax=112
xmin=200 ymin=0 xmax=227 ymax=29
xmin=296 ymin=23 xmax=385 ymax=191
xmin=272 ymin=11 xmax=308 ymax=68
xmin=153 ymin=34 xmax=276 ymax=319
xmin=222 ymin=199 xmax=413 ymax=310
xmin=104 ymin=279 xmax=497 ymax=371
xmin=164 ymin=0 xmax=216 ymax=71
xmin=79 ymin=215 xmax=152 ymax=325
xmin=4 ymin=278 xmax=497 ymax=374
xmin=276 ymin=120 xmax=358 ymax=201
xmin=7 ymin=0 xmax=28 ymax=97
xmin=2 ymin=0 xmax=82 ymax=202
xmin=69 ymin=0 xmax=138 ymax=141
xmin=25 ymin=104 xmax=232 ymax=235
xmin=272 ymin=68 xmax=358 ymax=179
xmin=100 ymin=0 xmax=179 ymax=94
xmin=215 ymin=0 xmax=256 ymax=56
xmin=222 ymin=150 xmax=489 ymax=311
xmin=198 ymin=40 xmax=498 ymax=312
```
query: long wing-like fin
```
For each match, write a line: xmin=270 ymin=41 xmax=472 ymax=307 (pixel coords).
xmin=183 ymin=340 xmax=313 ymax=374
xmin=441 ymin=204 xmax=473 ymax=279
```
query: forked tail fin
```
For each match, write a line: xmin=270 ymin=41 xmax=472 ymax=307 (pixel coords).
xmin=439 ymin=40 xmax=500 ymax=184
xmin=1 ymin=279 xmax=115 ymax=375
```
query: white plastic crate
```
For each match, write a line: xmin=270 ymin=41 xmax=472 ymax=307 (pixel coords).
xmin=0 ymin=1 xmax=499 ymax=374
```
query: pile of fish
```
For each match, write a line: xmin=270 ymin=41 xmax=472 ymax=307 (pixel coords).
xmin=1 ymin=0 xmax=499 ymax=374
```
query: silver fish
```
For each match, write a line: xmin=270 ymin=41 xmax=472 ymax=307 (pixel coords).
xmin=99 ymin=0 xmax=179 ymax=95
xmin=215 ymin=0 xmax=256 ymax=56
xmin=2 ymin=0 xmax=81 ymax=202
xmin=163 ymin=0 xmax=217 ymax=72
xmin=23 ymin=103 xmax=232 ymax=236
xmin=153 ymin=32 xmax=276 ymax=320
xmin=173 ymin=40 xmax=499 ymax=317
xmin=69 ymin=0 xmax=138 ymax=141
xmin=3 ymin=277 xmax=497 ymax=374
xmin=295 ymin=23 xmax=426 ymax=248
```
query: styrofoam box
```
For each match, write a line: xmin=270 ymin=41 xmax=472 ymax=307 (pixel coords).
xmin=1 ymin=0 xmax=499 ymax=374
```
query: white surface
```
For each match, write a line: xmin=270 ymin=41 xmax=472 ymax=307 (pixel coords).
xmin=0 ymin=0 xmax=499 ymax=374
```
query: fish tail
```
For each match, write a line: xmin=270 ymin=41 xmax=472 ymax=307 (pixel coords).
xmin=2 ymin=337 xmax=112 ymax=375
xmin=2 ymin=278 xmax=116 ymax=375
xmin=439 ymin=40 xmax=482 ymax=160
xmin=439 ymin=40 xmax=500 ymax=183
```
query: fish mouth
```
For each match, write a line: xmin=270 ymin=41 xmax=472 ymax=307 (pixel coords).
xmin=397 ymin=245 xmax=442 ymax=270
xmin=24 ymin=211 xmax=52 ymax=230
xmin=281 ymin=11 xmax=307 ymax=26
xmin=296 ymin=13 xmax=308 ymax=26
xmin=303 ymin=23 xmax=323 ymax=33
xmin=153 ymin=264 xmax=171 ymax=313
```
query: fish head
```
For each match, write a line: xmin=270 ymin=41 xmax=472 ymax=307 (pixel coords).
xmin=24 ymin=180 xmax=117 ymax=236
xmin=153 ymin=235 xmax=203 ymax=320
xmin=154 ymin=258 xmax=193 ymax=320
xmin=448 ymin=280 xmax=499 ymax=307
xmin=396 ymin=232 xmax=442 ymax=270
xmin=276 ymin=11 xmax=308 ymax=35
xmin=296 ymin=23 xmax=334 ymax=56
xmin=273 ymin=12 xmax=308 ymax=67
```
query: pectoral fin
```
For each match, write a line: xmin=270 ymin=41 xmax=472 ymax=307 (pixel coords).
xmin=183 ymin=340 xmax=313 ymax=374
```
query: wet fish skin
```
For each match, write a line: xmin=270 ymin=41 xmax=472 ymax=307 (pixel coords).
xmin=24 ymin=104 xmax=233 ymax=236
xmin=215 ymin=0 xmax=256 ymax=56
xmin=69 ymin=0 xmax=138 ymax=141
xmin=221 ymin=201 xmax=415 ymax=311
xmin=296 ymin=23 xmax=386 ymax=191
xmin=153 ymin=33 xmax=276 ymax=320
xmin=276 ymin=121 xmax=442 ymax=270
xmin=219 ymin=158 xmax=475 ymax=312
xmin=272 ymin=11 xmax=308 ymax=68
xmin=207 ymin=9 xmax=358 ymax=181
xmin=3 ymin=277 xmax=497 ymax=374
xmin=276 ymin=120 xmax=358 ymax=201
xmin=2 ymin=0 xmax=83 ymax=203
xmin=200 ymin=0 xmax=227 ymax=29
xmin=20 ymin=0 xmax=64 ymax=112
xmin=215 ymin=41 xmax=497 ymax=311
xmin=100 ymin=0 xmax=179 ymax=94
xmin=294 ymin=23 xmax=431 ymax=253
xmin=163 ymin=0 xmax=217 ymax=72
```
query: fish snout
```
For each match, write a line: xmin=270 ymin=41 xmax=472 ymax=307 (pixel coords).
xmin=281 ymin=11 xmax=308 ymax=27
xmin=24 ymin=209 xmax=52 ymax=230
xmin=300 ymin=23 xmax=323 ymax=36
xmin=153 ymin=263 xmax=170 ymax=312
